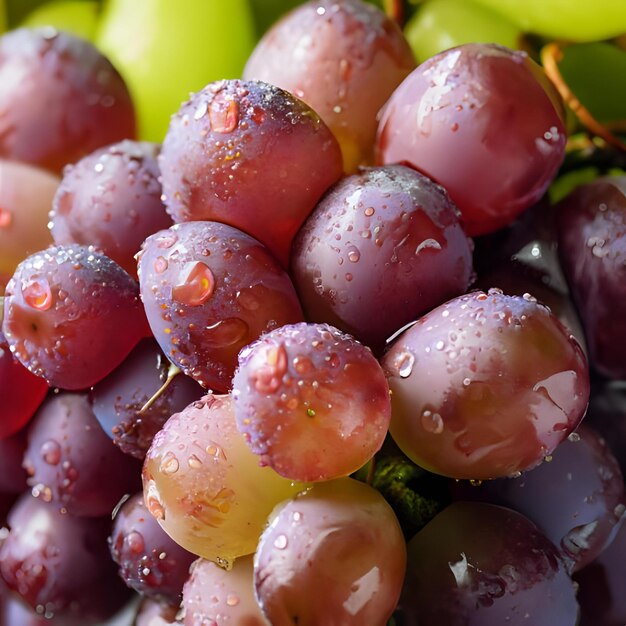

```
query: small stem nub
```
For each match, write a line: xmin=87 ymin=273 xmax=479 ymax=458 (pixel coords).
xmin=139 ymin=362 xmax=181 ymax=415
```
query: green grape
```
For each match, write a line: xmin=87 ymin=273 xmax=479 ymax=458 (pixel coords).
xmin=471 ymin=0 xmax=626 ymax=42
xmin=404 ymin=0 xmax=522 ymax=62
xmin=0 ymin=0 xmax=5 ymax=32
xmin=248 ymin=0 xmax=302 ymax=35
xmin=21 ymin=0 xmax=100 ymax=41
xmin=96 ymin=0 xmax=255 ymax=142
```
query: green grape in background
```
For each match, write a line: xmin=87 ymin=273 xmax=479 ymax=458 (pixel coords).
xmin=471 ymin=0 xmax=626 ymax=42
xmin=404 ymin=0 xmax=521 ymax=62
xmin=0 ymin=0 xmax=5 ymax=32
xmin=20 ymin=0 xmax=100 ymax=41
xmin=96 ymin=0 xmax=255 ymax=142
xmin=248 ymin=0 xmax=302 ymax=35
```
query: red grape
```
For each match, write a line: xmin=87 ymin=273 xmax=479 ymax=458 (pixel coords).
xmin=376 ymin=43 xmax=567 ymax=235
xmin=159 ymin=79 xmax=343 ymax=267
xmin=138 ymin=221 xmax=303 ymax=392
xmin=382 ymin=289 xmax=589 ymax=479
xmin=0 ymin=28 xmax=136 ymax=175
xmin=232 ymin=322 xmax=391 ymax=482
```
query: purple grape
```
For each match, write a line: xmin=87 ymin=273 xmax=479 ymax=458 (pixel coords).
xmin=92 ymin=339 xmax=203 ymax=459
xmin=451 ymin=424 xmax=626 ymax=572
xmin=395 ymin=501 xmax=579 ymax=625
xmin=23 ymin=393 xmax=141 ymax=517
xmin=137 ymin=221 xmax=303 ymax=392
xmin=50 ymin=140 xmax=171 ymax=277
xmin=291 ymin=165 xmax=474 ymax=352
xmin=0 ymin=429 xmax=28 ymax=494
xmin=556 ymin=176 xmax=626 ymax=378
xmin=110 ymin=492 xmax=196 ymax=602
xmin=2 ymin=245 xmax=149 ymax=390
xmin=0 ymin=494 xmax=131 ymax=623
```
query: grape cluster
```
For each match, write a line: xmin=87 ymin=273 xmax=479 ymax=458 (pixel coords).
xmin=0 ymin=1 xmax=625 ymax=625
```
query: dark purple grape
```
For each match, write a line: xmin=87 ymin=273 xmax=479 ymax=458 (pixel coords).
xmin=556 ymin=176 xmax=626 ymax=378
xmin=382 ymin=289 xmax=589 ymax=480
xmin=575 ymin=519 xmax=626 ymax=626
xmin=254 ymin=478 xmax=406 ymax=626
xmin=159 ymin=79 xmax=343 ymax=267
xmin=0 ymin=330 xmax=49 ymax=439
xmin=0 ymin=429 xmax=28 ymax=494
xmin=137 ymin=222 xmax=303 ymax=392
xmin=92 ymin=339 xmax=203 ymax=459
xmin=0 ymin=494 xmax=131 ymax=623
xmin=23 ymin=393 xmax=141 ymax=517
xmin=233 ymin=322 xmax=391 ymax=482
xmin=291 ymin=165 xmax=473 ymax=352
xmin=181 ymin=556 xmax=266 ymax=626
xmin=377 ymin=44 xmax=566 ymax=235
xmin=50 ymin=140 xmax=171 ymax=277
xmin=2 ymin=245 xmax=149 ymax=390
xmin=395 ymin=501 xmax=579 ymax=625
xmin=243 ymin=0 xmax=416 ymax=172
xmin=451 ymin=424 xmax=626 ymax=572
xmin=110 ymin=492 xmax=196 ymax=602
xmin=0 ymin=28 xmax=136 ymax=175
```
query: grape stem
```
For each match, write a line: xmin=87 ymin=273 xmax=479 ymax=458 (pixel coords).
xmin=541 ymin=42 xmax=626 ymax=153
xmin=383 ymin=0 xmax=405 ymax=27
xmin=139 ymin=362 xmax=181 ymax=414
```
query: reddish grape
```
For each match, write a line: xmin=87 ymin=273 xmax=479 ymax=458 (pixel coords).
xmin=159 ymin=79 xmax=343 ymax=267
xmin=376 ymin=44 xmax=566 ymax=235
xmin=382 ymin=289 xmax=589 ymax=480
xmin=254 ymin=478 xmax=406 ymax=626
xmin=556 ymin=176 xmax=626 ymax=378
xmin=396 ymin=502 xmax=579 ymax=625
xmin=452 ymin=424 xmax=626 ymax=572
xmin=138 ymin=222 xmax=303 ymax=392
xmin=110 ymin=492 xmax=196 ymax=602
xmin=232 ymin=322 xmax=391 ymax=482
xmin=0 ymin=330 xmax=48 ymax=439
xmin=143 ymin=394 xmax=303 ymax=565
xmin=0 ymin=429 xmax=28 ymax=494
xmin=50 ymin=140 xmax=171 ymax=277
xmin=23 ymin=393 xmax=141 ymax=517
xmin=243 ymin=0 xmax=416 ymax=172
xmin=0 ymin=494 xmax=131 ymax=623
xmin=291 ymin=165 xmax=474 ymax=352
xmin=2 ymin=245 xmax=148 ymax=390
xmin=0 ymin=28 xmax=136 ymax=175
xmin=0 ymin=159 xmax=59 ymax=279
xmin=92 ymin=339 xmax=203 ymax=459
xmin=182 ymin=556 xmax=267 ymax=626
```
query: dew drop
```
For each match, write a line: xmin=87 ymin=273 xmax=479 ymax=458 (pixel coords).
xmin=22 ymin=278 xmax=53 ymax=311
xmin=153 ymin=256 xmax=168 ymax=274
xmin=156 ymin=233 xmax=177 ymax=249
xmin=274 ymin=534 xmax=288 ymax=549
xmin=209 ymin=96 xmax=239 ymax=133
xmin=172 ymin=262 xmax=215 ymax=306
xmin=160 ymin=451 xmax=180 ymax=475
xmin=347 ymin=247 xmax=360 ymax=263
xmin=226 ymin=594 xmax=240 ymax=607
xmin=40 ymin=440 xmax=61 ymax=465
xmin=127 ymin=531 xmax=145 ymax=555
xmin=421 ymin=410 xmax=444 ymax=434
xmin=396 ymin=351 xmax=415 ymax=378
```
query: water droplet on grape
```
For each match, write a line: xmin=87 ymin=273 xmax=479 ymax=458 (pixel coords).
xmin=160 ymin=451 xmax=180 ymax=475
xmin=397 ymin=351 xmax=415 ymax=378
xmin=209 ymin=96 xmax=239 ymax=133
xmin=40 ymin=440 xmax=61 ymax=465
xmin=22 ymin=278 xmax=53 ymax=311
xmin=172 ymin=262 xmax=216 ymax=306
xmin=153 ymin=256 xmax=168 ymax=273
xmin=421 ymin=410 xmax=444 ymax=434
xmin=273 ymin=534 xmax=288 ymax=549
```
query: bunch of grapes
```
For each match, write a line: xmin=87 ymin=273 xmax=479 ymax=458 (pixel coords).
xmin=0 ymin=0 xmax=625 ymax=625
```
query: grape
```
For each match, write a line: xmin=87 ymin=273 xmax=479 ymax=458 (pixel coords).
xmin=110 ymin=492 xmax=196 ymax=602
xmin=181 ymin=556 xmax=267 ymax=626
xmin=556 ymin=176 xmax=626 ymax=379
xmin=20 ymin=0 xmax=100 ymax=41
xmin=452 ymin=424 xmax=626 ymax=572
xmin=0 ymin=159 xmax=59 ymax=279
xmin=50 ymin=140 xmax=172 ymax=277
xmin=404 ymin=0 xmax=522 ymax=63
xmin=254 ymin=477 xmax=406 ymax=626
xmin=376 ymin=43 xmax=566 ymax=236
xmin=96 ymin=0 xmax=255 ymax=141
xmin=2 ymin=245 xmax=148 ymax=390
xmin=0 ymin=429 xmax=28 ymax=494
xmin=143 ymin=394 xmax=304 ymax=566
xmin=91 ymin=339 xmax=203 ymax=460
xmin=395 ymin=501 xmax=579 ymax=625
xmin=243 ymin=0 xmax=416 ymax=172
xmin=291 ymin=165 xmax=474 ymax=352
xmin=23 ymin=392 xmax=141 ymax=517
xmin=0 ymin=28 xmax=135 ymax=175
xmin=382 ymin=289 xmax=590 ymax=480
xmin=137 ymin=221 xmax=303 ymax=392
xmin=159 ymin=79 xmax=343 ymax=267
xmin=0 ymin=329 xmax=48 ymax=439
xmin=0 ymin=494 xmax=131 ymax=623
xmin=470 ymin=0 xmax=626 ymax=41
xmin=232 ymin=322 xmax=391 ymax=482
xmin=135 ymin=598 xmax=180 ymax=626
xmin=575 ymin=520 xmax=626 ymax=626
